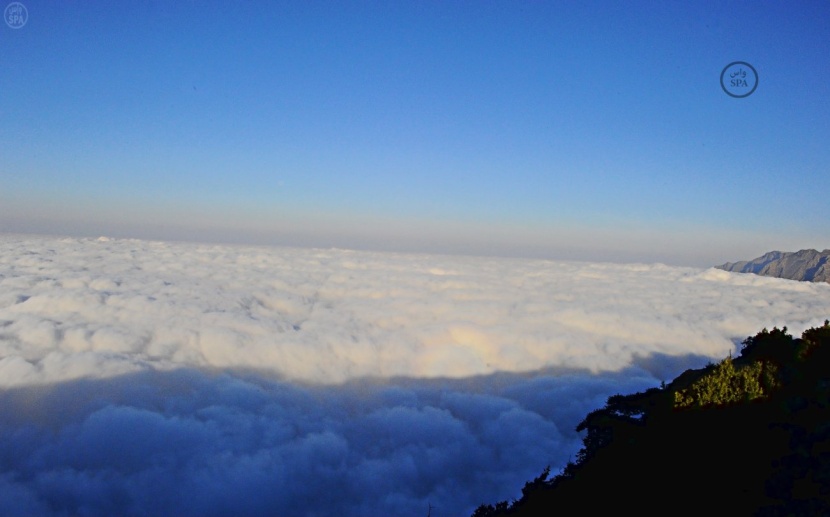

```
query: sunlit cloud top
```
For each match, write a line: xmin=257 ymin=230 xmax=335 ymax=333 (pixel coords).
xmin=2 ymin=234 xmax=828 ymax=387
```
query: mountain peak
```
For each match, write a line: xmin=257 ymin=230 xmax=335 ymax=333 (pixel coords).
xmin=717 ymin=249 xmax=830 ymax=283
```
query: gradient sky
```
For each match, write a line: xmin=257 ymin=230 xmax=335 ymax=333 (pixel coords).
xmin=1 ymin=1 xmax=828 ymax=266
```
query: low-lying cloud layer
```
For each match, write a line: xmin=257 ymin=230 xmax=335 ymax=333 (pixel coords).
xmin=1 ymin=234 xmax=829 ymax=516
xmin=0 ymin=368 xmax=653 ymax=517
xmin=3 ymin=235 xmax=828 ymax=386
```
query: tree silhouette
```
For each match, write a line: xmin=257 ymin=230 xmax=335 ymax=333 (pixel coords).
xmin=471 ymin=320 xmax=830 ymax=516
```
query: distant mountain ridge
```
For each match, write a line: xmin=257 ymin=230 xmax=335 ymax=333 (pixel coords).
xmin=717 ymin=249 xmax=830 ymax=283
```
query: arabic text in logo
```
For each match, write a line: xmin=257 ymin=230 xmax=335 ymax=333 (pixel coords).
xmin=720 ymin=61 xmax=758 ymax=98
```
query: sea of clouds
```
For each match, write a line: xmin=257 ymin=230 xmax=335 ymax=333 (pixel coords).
xmin=1 ymin=234 xmax=829 ymax=516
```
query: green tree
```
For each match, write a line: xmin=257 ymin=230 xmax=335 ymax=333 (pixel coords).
xmin=673 ymin=357 xmax=775 ymax=408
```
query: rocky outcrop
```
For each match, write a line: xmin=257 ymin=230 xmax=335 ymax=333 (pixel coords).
xmin=717 ymin=249 xmax=830 ymax=283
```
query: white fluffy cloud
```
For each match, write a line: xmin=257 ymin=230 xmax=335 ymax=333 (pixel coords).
xmin=0 ymin=234 xmax=828 ymax=516
xmin=2 ymin=235 xmax=828 ymax=386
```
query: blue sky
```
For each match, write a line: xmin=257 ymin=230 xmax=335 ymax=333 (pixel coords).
xmin=1 ymin=1 xmax=828 ymax=266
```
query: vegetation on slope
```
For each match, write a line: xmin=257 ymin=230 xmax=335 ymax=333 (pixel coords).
xmin=473 ymin=321 xmax=830 ymax=516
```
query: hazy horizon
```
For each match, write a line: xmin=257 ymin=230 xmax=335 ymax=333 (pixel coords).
xmin=0 ymin=226 xmax=823 ymax=270
xmin=2 ymin=2 xmax=829 ymax=266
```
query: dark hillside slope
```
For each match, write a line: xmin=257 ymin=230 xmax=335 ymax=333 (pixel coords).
xmin=473 ymin=321 xmax=830 ymax=516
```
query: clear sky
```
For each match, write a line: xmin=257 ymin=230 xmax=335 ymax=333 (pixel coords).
xmin=1 ymin=1 xmax=828 ymax=266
